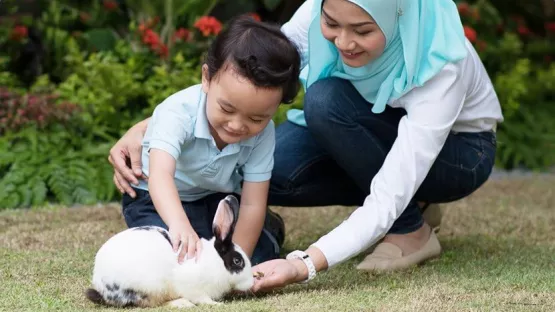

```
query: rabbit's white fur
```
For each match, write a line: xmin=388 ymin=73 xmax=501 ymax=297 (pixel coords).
xmin=89 ymin=226 xmax=254 ymax=308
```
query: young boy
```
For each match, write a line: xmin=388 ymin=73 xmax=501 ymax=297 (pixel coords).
xmin=121 ymin=16 xmax=301 ymax=266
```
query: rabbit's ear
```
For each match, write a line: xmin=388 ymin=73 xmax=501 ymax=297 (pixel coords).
xmin=212 ymin=195 xmax=239 ymax=242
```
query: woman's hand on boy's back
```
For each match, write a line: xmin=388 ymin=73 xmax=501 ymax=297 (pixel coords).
xmin=108 ymin=118 xmax=150 ymax=198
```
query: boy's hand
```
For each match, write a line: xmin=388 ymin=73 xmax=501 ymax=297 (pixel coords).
xmin=169 ymin=221 xmax=203 ymax=264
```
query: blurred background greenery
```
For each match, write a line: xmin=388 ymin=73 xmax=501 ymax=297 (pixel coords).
xmin=0 ymin=0 xmax=554 ymax=209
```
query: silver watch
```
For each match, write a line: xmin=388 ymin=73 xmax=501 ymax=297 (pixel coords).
xmin=286 ymin=250 xmax=317 ymax=283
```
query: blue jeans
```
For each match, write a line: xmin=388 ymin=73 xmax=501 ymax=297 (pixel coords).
xmin=122 ymin=189 xmax=280 ymax=265
xmin=268 ymin=77 xmax=497 ymax=234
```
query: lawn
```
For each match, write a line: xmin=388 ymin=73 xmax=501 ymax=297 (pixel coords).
xmin=1 ymin=177 xmax=554 ymax=311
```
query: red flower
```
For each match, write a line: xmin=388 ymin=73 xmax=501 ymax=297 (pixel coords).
xmin=103 ymin=0 xmax=118 ymax=11
xmin=545 ymin=22 xmax=555 ymax=33
xmin=545 ymin=55 xmax=552 ymax=64
xmin=138 ymin=17 xmax=159 ymax=34
xmin=138 ymin=28 xmax=170 ymax=58
xmin=10 ymin=25 xmax=28 ymax=41
xmin=157 ymin=44 xmax=169 ymax=59
xmin=142 ymin=29 xmax=160 ymax=46
xmin=463 ymin=25 xmax=477 ymax=43
xmin=249 ymin=13 xmax=261 ymax=22
xmin=194 ymin=16 xmax=222 ymax=37
xmin=174 ymin=28 xmax=191 ymax=41
xmin=517 ymin=25 xmax=530 ymax=37
xmin=457 ymin=2 xmax=470 ymax=16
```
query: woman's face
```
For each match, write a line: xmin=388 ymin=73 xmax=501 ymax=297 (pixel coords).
xmin=320 ymin=0 xmax=387 ymax=68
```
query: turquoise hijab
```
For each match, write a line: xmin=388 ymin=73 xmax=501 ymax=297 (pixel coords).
xmin=287 ymin=0 xmax=468 ymax=126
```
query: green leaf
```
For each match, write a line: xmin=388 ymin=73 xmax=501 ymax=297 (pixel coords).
xmin=83 ymin=28 xmax=119 ymax=51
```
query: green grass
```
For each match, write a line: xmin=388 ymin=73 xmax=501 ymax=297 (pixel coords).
xmin=1 ymin=177 xmax=555 ymax=311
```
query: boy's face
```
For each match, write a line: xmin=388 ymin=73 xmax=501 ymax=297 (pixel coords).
xmin=202 ymin=64 xmax=282 ymax=147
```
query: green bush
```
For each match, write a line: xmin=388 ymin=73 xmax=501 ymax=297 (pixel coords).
xmin=1 ymin=0 xmax=554 ymax=210
xmin=0 ymin=126 xmax=115 ymax=209
xmin=56 ymin=47 xmax=144 ymax=135
xmin=494 ymin=61 xmax=555 ymax=169
xmin=141 ymin=52 xmax=202 ymax=116
xmin=457 ymin=1 xmax=555 ymax=170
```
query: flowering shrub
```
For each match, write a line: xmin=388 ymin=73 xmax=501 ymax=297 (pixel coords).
xmin=2 ymin=0 xmax=553 ymax=209
xmin=0 ymin=88 xmax=80 ymax=135
xmin=102 ymin=0 xmax=119 ymax=11
xmin=9 ymin=25 xmax=28 ymax=42
xmin=194 ymin=16 xmax=223 ymax=37
xmin=0 ymin=22 xmax=31 ymax=73
xmin=132 ymin=14 xmax=224 ymax=62
xmin=456 ymin=1 xmax=555 ymax=170
xmin=458 ymin=1 xmax=555 ymax=65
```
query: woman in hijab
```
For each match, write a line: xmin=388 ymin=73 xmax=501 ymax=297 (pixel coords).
xmin=250 ymin=0 xmax=502 ymax=290
xmin=108 ymin=0 xmax=503 ymax=290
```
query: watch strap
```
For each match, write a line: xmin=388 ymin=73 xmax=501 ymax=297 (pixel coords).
xmin=286 ymin=250 xmax=316 ymax=283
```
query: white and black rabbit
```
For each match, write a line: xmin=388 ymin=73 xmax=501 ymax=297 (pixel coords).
xmin=85 ymin=195 xmax=254 ymax=308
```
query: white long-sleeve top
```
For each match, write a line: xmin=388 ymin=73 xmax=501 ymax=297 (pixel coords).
xmin=281 ymin=0 xmax=504 ymax=268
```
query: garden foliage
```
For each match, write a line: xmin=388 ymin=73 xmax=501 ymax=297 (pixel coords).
xmin=0 ymin=0 xmax=553 ymax=209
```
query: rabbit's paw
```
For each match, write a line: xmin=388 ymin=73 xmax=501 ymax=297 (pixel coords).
xmin=191 ymin=295 xmax=222 ymax=305
xmin=166 ymin=298 xmax=195 ymax=309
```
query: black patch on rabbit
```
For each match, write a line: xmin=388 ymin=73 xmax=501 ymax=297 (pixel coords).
xmin=212 ymin=195 xmax=245 ymax=274
xmin=132 ymin=226 xmax=172 ymax=245
xmin=86 ymin=284 xmax=148 ymax=307
xmin=85 ymin=288 xmax=105 ymax=305
xmin=222 ymin=250 xmax=246 ymax=274
xmin=213 ymin=221 xmax=245 ymax=274
xmin=105 ymin=283 xmax=119 ymax=291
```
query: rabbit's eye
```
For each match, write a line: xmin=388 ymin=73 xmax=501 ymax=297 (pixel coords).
xmin=233 ymin=257 xmax=244 ymax=267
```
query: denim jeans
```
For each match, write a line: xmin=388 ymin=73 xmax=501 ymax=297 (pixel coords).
xmin=122 ymin=189 xmax=280 ymax=266
xmin=268 ymin=77 xmax=497 ymax=234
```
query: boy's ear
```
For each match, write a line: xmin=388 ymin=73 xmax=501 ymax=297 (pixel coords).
xmin=201 ymin=64 xmax=210 ymax=93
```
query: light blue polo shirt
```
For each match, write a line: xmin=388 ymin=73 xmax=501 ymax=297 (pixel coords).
xmin=135 ymin=84 xmax=275 ymax=202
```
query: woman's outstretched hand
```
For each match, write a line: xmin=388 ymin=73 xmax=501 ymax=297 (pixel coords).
xmin=251 ymin=259 xmax=307 ymax=293
xmin=108 ymin=122 xmax=148 ymax=197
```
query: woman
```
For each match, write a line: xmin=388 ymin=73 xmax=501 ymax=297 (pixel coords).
xmin=109 ymin=0 xmax=502 ymax=291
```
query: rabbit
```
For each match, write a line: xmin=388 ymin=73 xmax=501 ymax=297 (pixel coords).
xmin=85 ymin=195 xmax=254 ymax=308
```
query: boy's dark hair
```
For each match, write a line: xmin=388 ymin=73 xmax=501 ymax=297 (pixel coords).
xmin=205 ymin=16 xmax=301 ymax=104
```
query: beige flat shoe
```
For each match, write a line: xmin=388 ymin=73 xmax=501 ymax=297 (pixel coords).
xmin=359 ymin=204 xmax=442 ymax=255
xmin=356 ymin=231 xmax=442 ymax=272
xmin=422 ymin=203 xmax=442 ymax=233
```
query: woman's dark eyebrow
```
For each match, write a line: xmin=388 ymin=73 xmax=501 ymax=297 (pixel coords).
xmin=322 ymin=9 xmax=375 ymax=27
